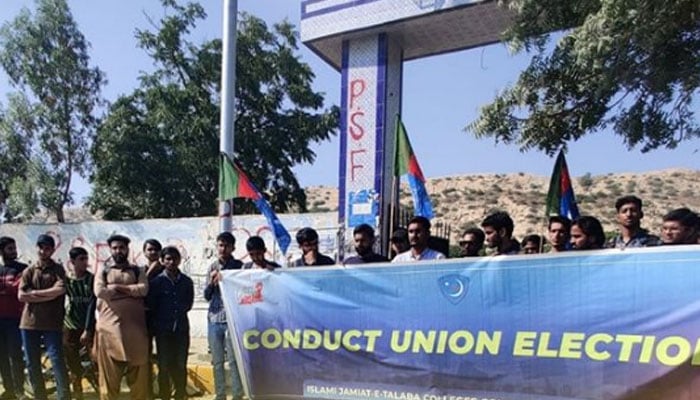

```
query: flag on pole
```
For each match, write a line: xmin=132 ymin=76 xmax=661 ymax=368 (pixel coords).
xmin=394 ymin=116 xmax=434 ymax=219
xmin=219 ymin=153 xmax=291 ymax=254
xmin=546 ymin=150 xmax=580 ymax=220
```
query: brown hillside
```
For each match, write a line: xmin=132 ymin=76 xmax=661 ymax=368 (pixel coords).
xmin=306 ymin=169 xmax=700 ymax=243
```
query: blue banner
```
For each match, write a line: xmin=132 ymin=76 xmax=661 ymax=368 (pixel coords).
xmin=220 ymin=247 xmax=700 ymax=400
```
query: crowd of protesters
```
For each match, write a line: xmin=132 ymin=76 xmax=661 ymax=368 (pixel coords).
xmin=341 ymin=195 xmax=698 ymax=262
xmin=0 ymin=195 xmax=697 ymax=400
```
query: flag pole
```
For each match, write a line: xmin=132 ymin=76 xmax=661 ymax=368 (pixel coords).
xmin=218 ymin=0 xmax=238 ymax=232
xmin=388 ymin=175 xmax=398 ymax=257
xmin=387 ymin=114 xmax=399 ymax=258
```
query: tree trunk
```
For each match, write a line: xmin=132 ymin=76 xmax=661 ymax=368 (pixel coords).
xmin=56 ymin=206 xmax=65 ymax=223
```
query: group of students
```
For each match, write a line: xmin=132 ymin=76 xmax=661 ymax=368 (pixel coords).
xmin=455 ymin=195 xmax=699 ymax=257
xmin=299 ymin=195 xmax=699 ymax=265
xmin=0 ymin=233 xmax=198 ymax=400
xmin=0 ymin=227 xmax=340 ymax=400
xmin=0 ymin=194 xmax=697 ymax=400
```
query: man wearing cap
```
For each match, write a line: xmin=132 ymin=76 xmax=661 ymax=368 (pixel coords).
xmin=18 ymin=234 xmax=70 ymax=400
xmin=94 ymin=234 xmax=149 ymax=400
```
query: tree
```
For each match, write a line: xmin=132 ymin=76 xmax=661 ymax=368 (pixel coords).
xmin=0 ymin=94 xmax=33 ymax=222
xmin=0 ymin=0 xmax=105 ymax=222
xmin=88 ymin=0 xmax=338 ymax=220
xmin=468 ymin=0 xmax=700 ymax=155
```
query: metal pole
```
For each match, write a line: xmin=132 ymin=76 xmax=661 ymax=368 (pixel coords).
xmin=219 ymin=0 xmax=238 ymax=232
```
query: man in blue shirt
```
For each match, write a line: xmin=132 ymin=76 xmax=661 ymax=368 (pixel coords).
xmin=147 ymin=247 xmax=194 ymax=400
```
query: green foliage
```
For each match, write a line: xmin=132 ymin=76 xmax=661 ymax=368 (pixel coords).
xmin=468 ymin=0 xmax=700 ymax=154
xmin=0 ymin=0 xmax=105 ymax=222
xmin=578 ymin=172 xmax=594 ymax=191
xmin=88 ymin=1 xmax=338 ymax=220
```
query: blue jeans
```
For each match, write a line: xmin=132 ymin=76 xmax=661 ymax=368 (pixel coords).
xmin=21 ymin=329 xmax=70 ymax=400
xmin=208 ymin=322 xmax=242 ymax=400
xmin=0 ymin=318 xmax=25 ymax=397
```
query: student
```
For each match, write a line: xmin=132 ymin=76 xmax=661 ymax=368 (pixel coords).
xmin=0 ymin=237 xmax=27 ymax=400
xmin=63 ymin=247 xmax=96 ymax=400
xmin=18 ymin=234 xmax=70 ymax=400
xmin=389 ymin=228 xmax=410 ymax=259
xmin=661 ymin=208 xmax=699 ymax=245
xmin=521 ymin=235 xmax=543 ymax=254
xmin=344 ymin=224 xmax=389 ymax=264
xmin=204 ymin=232 xmax=243 ymax=400
xmin=459 ymin=228 xmax=485 ymax=257
xmin=94 ymin=234 xmax=149 ymax=400
xmin=142 ymin=239 xmax=164 ymax=281
xmin=147 ymin=247 xmax=194 ymax=400
xmin=293 ymin=228 xmax=335 ymax=266
xmin=481 ymin=211 xmax=520 ymax=255
xmin=243 ymin=236 xmax=282 ymax=270
xmin=141 ymin=238 xmax=162 ymax=400
xmin=547 ymin=216 xmax=571 ymax=253
xmin=392 ymin=216 xmax=446 ymax=262
xmin=606 ymin=195 xmax=661 ymax=248
xmin=570 ymin=216 xmax=606 ymax=250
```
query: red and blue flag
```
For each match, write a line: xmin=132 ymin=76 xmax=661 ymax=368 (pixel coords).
xmin=546 ymin=150 xmax=580 ymax=220
xmin=394 ymin=116 xmax=434 ymax=219
xmin=219 ymin=153 xmax=291 ymax=254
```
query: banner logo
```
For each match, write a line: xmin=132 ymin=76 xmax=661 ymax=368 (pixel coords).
xmin=238 ymin=282 xmax=264 ymax=305
xmin=438 ymin=274 xmax=469 ymax=304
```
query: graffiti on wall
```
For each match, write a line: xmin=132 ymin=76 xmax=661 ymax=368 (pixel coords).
xmin=0 ymin=212 xmax=339 ymax=302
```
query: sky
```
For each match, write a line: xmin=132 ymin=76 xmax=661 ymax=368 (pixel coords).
xmin=1 ymin=0 xmax=698 ymax=204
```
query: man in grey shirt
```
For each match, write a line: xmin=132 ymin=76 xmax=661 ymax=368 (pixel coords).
xmin=203 ymin=232 xmax=243 ymax=400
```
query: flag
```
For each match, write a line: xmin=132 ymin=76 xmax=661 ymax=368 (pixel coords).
xmin=219 ymin=153 xmax=291 ymax=254
xmin=394 ymin=116 xmax=434 ymax=219
xmin=546 ymin=150 xmax=580 ymax=220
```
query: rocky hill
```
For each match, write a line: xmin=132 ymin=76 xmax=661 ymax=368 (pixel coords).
xmin=306 ymin=169 xmax=700 ymax=243
xmin=21 ymin=169 xmax=700 ymax=246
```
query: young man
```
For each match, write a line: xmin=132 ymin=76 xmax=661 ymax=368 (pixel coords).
xmin=293 ymin=227 xmax=335 ymax=266
xmin=606 ymin=195 xmax=661 ymax=248
xmin=94 ymin=234 xmax=149 ymax=400
xmin=147 ymin=247 xmax=194 ymax=400
xmin=459 ymin=228 xmax=485 ymax=257
xmin=389 ymin=228 xmax=410 ymax=260
xmin=143 ymin=239 xmax=164 ymax=280
xmin=204 ymin=232 xmax=243 ymax=400
xmin=547 ymin=216 xmax=571 ymax=253
xmin=570 ymin=216 xmax=606 ymax=250
xmin=0 ymin=237 xmax=27 ymax=400
xmin=481 ymin=211 xmax=520 ymax=255
xmin=141 ymin=238 xmax=162 ymax=400
xmin=63 ymin=247 xmax=96 ymax=400
xmin=661 ymin=208 xmax=699 ymax=245
xmin=392 ymin=216 xmax=446 ymax=262
xmin=243 ymin=236 xmax=283 ymax=270
xmin=521 ymin=235 xmax=543 ymax=254
xmin=18 ymin=234 xmax=70 ymax=400
xmin=344 ymin=224 xmax=389 ymax=264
